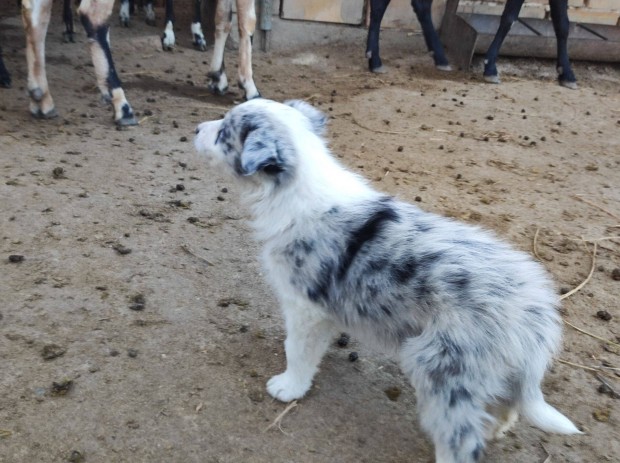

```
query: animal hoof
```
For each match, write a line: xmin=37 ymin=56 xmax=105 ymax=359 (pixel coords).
xmin=208 ymin=83 xmax=228 ymax=96
xmin=484 ymin=74 xmax=500 ymax=84
xmin=560 ymin=80 xmax=578 ymax=90
xmin=193 ymin=39 xmax=207 ymax=52
xmin=115 ymin=115 xmax=138 ymax=127
xmin=436 ymin=64 xmax=453 ymax=72
xmin=120 ymin=19 xmax=130 ymax=27
xmin=32 ymin=108 xmax=59 ymax=119
xmin=370 ymin=65 xmax=388 ymax=74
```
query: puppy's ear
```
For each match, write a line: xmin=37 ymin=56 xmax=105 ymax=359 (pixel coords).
xmin=239 ymin=127 xmax=286 ymax=176
xmin=284 ymin=100 xmax=327 ymax=135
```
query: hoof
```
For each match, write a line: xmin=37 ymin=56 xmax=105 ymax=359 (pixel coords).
xmin=32 ymin=108 xmax=59 ymax=119
xmin=120 ymin=18 xmax=130 ymax=28
xmin=208 ymin=83 xmax=228 ymax=96
xmin=115 ymin=115 xmax=138 ymax=126
xmin=193 ymin=39 xmax=207 ymax=52
xmin=484 ymin=74 xmax=500 ymax=84
xmin=560 ymin=80 xmax=578 ymax=90
xmin=370 ymin=65 xmax=388 ymax=74
xmin=436 ymin=64 xmax=453 ymax=72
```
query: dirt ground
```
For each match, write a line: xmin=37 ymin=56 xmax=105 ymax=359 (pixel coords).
xmin=1 ymin=4 xmax=619 ymax=463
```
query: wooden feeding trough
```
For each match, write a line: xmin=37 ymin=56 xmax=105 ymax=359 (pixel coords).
xmin=439 ymin=0 xmax=620 ymax=71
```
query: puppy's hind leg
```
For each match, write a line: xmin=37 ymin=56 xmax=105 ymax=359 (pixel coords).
xmin=267 ymin=302 xmax=336 ymax=403
xmin=400 ymin=337 xmax=490 ymax=463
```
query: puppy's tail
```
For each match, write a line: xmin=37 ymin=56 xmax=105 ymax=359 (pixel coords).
xmin=521 ymin=395 xmax=582 ymax=434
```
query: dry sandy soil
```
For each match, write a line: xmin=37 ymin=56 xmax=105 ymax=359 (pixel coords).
xmin=1 ymin=4 xmax=619 ymax=463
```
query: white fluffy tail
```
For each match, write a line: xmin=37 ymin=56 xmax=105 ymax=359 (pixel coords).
xmin=521 ymin=399 xmax=582 ymax=434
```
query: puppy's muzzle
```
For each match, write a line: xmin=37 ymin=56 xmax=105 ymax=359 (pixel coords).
xmin=194 ymin=120 xmax=222 ymax=154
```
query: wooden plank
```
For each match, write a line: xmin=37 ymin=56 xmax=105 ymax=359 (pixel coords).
xmin=281 ymin=0 xmax=365 ymax=25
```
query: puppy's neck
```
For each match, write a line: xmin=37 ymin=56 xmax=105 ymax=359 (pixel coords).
xmin=245 ymin=140 xmax=379 ymax=242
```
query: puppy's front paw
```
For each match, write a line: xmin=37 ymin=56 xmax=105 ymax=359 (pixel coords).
xmin=267 ymin=372 xmax=311 ymax=402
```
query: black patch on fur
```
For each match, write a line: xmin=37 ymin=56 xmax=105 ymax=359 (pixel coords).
xmin=337 ymin=204 xmax=399 ymax=281
xmin=418 ymin=251 xmax=445 ymax=269
xmin=450 ymin=423 xmax=474 ymax=451
xmin=449 ymin=386 xmax=472 ymax=407
xmin=307 ymin=259 xmax=335 ymax=303
xmin=239 ymin=115 xmax=259 ymax=144
xmin=391 ymin=258 xmax=417 ymax=283
xmin=472 ymin=443 xmax=485 ymax=462
xmin=444 ymin=270 xmax=471 ymax=292
xmin=425 ymin=334 xmax=465 ymax=387
xmin=366 ymin=258 xmax=389 ymax=273
xmin=379 ymin=305 xmax=392 ymax=317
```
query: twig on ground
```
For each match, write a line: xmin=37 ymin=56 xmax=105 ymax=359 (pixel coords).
xmin=563 ymin=320 xmax=620 ymax=348
xmin=558 ymin=359 xmax=604 ymax=373
xmin=533 ymin=228 xmax=543 ymax=261
xmin=595 ymin=374 xmax=620 ymax=398
xmin=559 ymin=242 xmax=597 ymax=301
xmin=541 ymin=443 xmax=552 ymax=463
xmin=573 ymin=195 xmax=620 ymax=221
xmin=264 ymin=400 xmax=298 ymax=433
xmin=350 ymin=116 xmax=405 ymax=135
xmin=180 ymin=244 xmax=212 ymax=266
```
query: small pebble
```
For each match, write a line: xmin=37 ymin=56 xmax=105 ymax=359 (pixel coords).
xmin=127 ymin=349 xmax=139 ymax=358
xmin=51 ymin=379 xmax=73 ymax=396
xmin=41 ymin=344 xmax=66 ymax=361
xmin=8 ymin=254 xmax=24 ymax=263
xmin=176 ymin=184 xmax=185 ymax=191
xmin=384 ymin=386 xmax=401 ymax=401
xmin=67 ymin=450 xmax=85 ymax=463
xmin=596 ymin=310 xmax=612 ymax=321
xmin=180 ymin=136 xmax=188 ymax=142
xmin=248 ymin=389 xmax=265 ymax=403
xmin=611 ymin=268 xmax=620 ymax=281
xmin=348 ymin=352 xmax=359 ymax=362
xmin=337 ymin=333 xmax=350 ymax=347
xmin=129 ymin=294 xmax=145 ymax=311
xmin=414 ymin=196 xmax=422 ymax=202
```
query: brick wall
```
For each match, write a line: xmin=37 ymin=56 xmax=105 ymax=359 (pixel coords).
xmin=457 ymin=0 xmax=620 ymax=26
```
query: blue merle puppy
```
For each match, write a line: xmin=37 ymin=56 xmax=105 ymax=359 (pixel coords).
xmin=194 ymin=99 xmax=581 ymax=463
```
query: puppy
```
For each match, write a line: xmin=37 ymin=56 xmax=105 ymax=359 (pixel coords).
xmin=194 ymin=99 xmax=580 ymax=463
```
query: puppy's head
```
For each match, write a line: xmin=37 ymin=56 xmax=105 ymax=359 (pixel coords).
xmin=194 ymin=99 xmax=327 ymax=185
